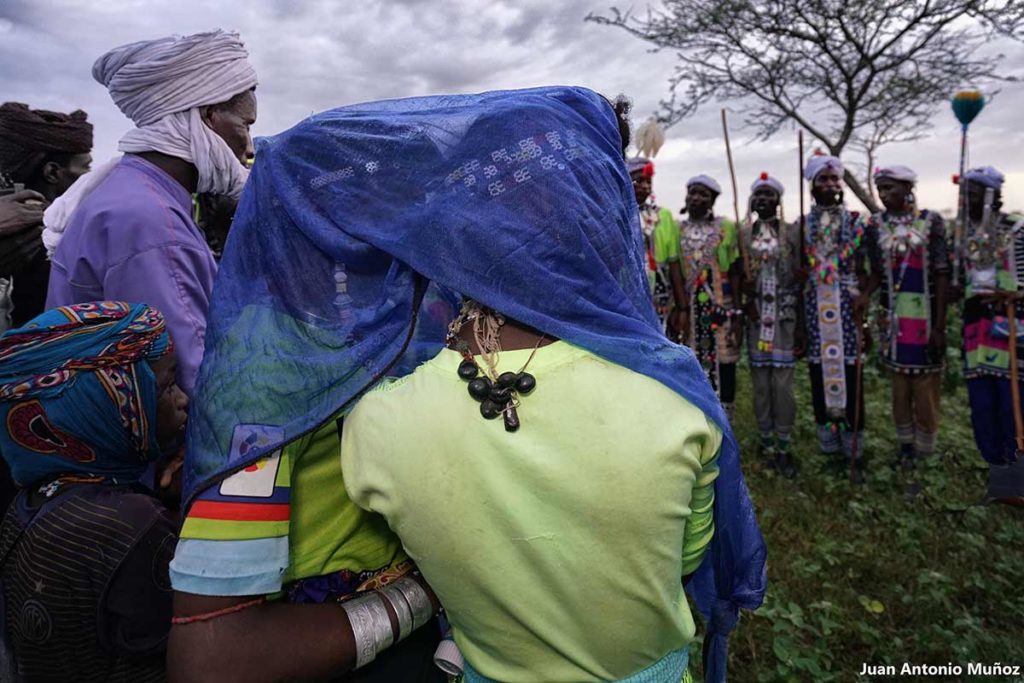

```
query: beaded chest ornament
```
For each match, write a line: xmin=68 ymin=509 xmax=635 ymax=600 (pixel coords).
xmin=879 ymin=212 xmax=930 ymax=361
xmin=749 ymin=220 xmax=781 ymax=353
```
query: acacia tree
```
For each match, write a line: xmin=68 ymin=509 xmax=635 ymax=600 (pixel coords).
xmin=588 ymin=0 xmax=1024 ymax=211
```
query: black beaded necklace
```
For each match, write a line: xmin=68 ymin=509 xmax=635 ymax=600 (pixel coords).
xmin=446 ymin=302 xmax=542 ymax=432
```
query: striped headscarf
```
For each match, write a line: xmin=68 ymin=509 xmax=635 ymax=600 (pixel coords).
xmin=0 ymin=102 xmax=93 ymax=181
xmin=0 ymin=302 xmax=172 ymax=486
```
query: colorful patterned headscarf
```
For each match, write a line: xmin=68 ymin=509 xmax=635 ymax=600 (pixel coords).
xmin=0 ymin=301 xmax=172 ymax=486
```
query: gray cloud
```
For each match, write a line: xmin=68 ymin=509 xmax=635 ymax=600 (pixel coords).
xmin=1 ymin=0 xmax=1021 ymax=218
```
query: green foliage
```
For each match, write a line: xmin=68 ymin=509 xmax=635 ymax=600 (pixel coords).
xmin=706 ymin=360 xmax=1024 ymax=682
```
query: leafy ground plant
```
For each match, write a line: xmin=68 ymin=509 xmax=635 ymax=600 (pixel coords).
xmin=691 ymin=360 xmax=1024 ymax=682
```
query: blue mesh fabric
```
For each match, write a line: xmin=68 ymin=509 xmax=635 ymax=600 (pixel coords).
xmin=182 ymin=86 xmax=766 ymax=680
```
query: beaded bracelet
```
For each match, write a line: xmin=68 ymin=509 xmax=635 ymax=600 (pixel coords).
xmin=170 ymin=597 xmax=266 ymax=625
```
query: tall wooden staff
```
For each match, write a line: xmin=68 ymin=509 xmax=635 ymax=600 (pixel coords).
xmin=721 ymin=109 xmax=750 ymax=276
xmin=798 ymin=130 xmax=806 ymax=267
xmin=1009 ymin=296 xmax=1024 ymax=456
xmin=849 ymin=318 xmax=865 ymax=484
xmin=951 ymin=90 xmax=986 ymax=287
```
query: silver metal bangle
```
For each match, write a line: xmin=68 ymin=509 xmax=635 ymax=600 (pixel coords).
xmin=392 ymin=576 xmax=433 ymax=631
xmin=340 ymin=595 xmax=379 ymax=669
xmin=365 ymin=593 xmax=394 ymax=657
xmin=379 ymin=583 xmax=413 ymax=642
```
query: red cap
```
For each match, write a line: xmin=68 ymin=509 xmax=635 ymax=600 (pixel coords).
xmin=759 ymin=171 xmax=769 ymax=181
xmin=952 ymin=174 xmax=960 ymax=185
xmin=643 ymin=162 xmax=655 ymax=178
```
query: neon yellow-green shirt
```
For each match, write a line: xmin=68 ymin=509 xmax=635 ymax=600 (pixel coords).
xmin=171 ymin=414 xmax=405 ymax=596
xmin=648 ymin=206 xmax=680 ymax=264
xmin=664 ymin=217 xmax=740 ymax=273
xmin=342 ymin=342 xmax=720 ymax=682
xmin=170 ymin=304 xmax=406 ymax=597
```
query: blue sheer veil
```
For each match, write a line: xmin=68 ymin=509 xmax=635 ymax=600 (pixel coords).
xmin=184 ymin=86 xmax=766 ymax=681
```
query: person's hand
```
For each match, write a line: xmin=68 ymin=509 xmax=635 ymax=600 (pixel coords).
xmin=672 ymin=309 xmax=690 ymax=344
xmin=158 ymin=448 xmax=185 ymax=491
xmin=853 ymin=292 xmax=871 ymax=320
xmin=0 ymin=191 xmax=47 ymax=274
xmin=0 ymin=190 xmax=46 ymax=238
xmin=860 ymin=323 xmax=874 ymax=354
xmin=793 ymin=328 xmax=806 ymax=359
xmin=745 ymin=299 xmax=760 ymax=324
xmin=158 ymin=448 xmax=185 ymax=493
xmin=980 ymin=289 xmax=1022 ymax=306
xmin=728 ymin=319 xmax=742 ymax=349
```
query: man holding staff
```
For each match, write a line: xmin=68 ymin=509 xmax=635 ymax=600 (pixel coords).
xmin=801 ymin=154 xmax=880 ymax=478
xmin=861 ymin=165 xmax=950 ymax=470
xmin=959 ymin=166 xmax=1024 ymax=505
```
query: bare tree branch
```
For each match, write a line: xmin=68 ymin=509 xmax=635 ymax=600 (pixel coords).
xmin=587 ymin=0 xmax=1024 ymax=211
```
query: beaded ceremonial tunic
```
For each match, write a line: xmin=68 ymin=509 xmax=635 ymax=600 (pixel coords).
xmin=962 ymin=212 xmax=1024 ymax=379
xmin=803 ymin=206 xmax=872 ymax=417
xmin=861 ymin=210 xmax=949 ymax=374
xmin=639 ymin=203 xmax=676 ymax=328
xmin=803 ymin=207 xmax=867 ymax=364
xmin=678 ymin=217 xmax=741 ymax=371
xmin=741 ymin=219 xmax=801 ymax=367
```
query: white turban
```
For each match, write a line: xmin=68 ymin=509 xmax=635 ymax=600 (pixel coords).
xmin=964 ymin=166 xmax=1005 ymax=190
xmin=94 ymin=30 xmax=257 ymax=127
xmin=687 ymin=174 xmax=722 ymax=195
xmin=44 ymin=30 xmax=257 ymax=255
xmin=750 ymin=172 xmax=784 ymax=196
xmin=803 ymin=154 xmax=843 ymax=182
xmin=874 ymin=165 xmax=917 ymax=184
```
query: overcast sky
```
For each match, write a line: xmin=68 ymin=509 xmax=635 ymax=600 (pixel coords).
xmin=2 ymin=0 xmax=1022 ymax=218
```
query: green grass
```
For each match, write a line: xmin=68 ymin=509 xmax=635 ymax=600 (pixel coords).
xmin=691 ymin=358 xmax=1024 ymax=682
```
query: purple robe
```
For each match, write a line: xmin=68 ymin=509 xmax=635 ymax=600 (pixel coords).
xmin=47 ymin=155 xmax=216 ymax=395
